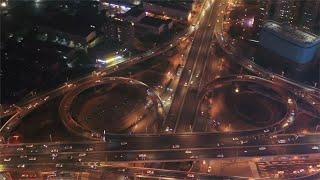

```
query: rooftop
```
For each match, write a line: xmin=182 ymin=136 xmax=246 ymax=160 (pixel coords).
xmin=139 ymin=16 xmax=171 ymax=27
xmin=263 ymin=21 xmax=320 ymax=47
xmin=125 ymin=7 xmax=145 ymax=17
xmin=107 ymin=0 xmax=136 ymax=8
xmin=144 ymin=0 xmax=194 ymax=11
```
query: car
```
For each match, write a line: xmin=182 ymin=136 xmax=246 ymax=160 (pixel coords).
xmin=79 ymin=153 xmax=87 ymax=157
xmin=165 ymin=126 xmax=173 ymax=132
xmin=172 ymin=144 xmax=180 ymax=149
xmin=240 ymin=140 xmax=248 ymax=144
xmin=290 ymin=111 xmax=295 ymax=116
xmin=30 ymin=149 xmax=38 ymax=153
xmin=217 ymin=154 xmax=224 ymax=158
xmin=66 ymin=83 xmax=74 ymax=88
xmin=278 ymin=139 xmax=286 ymax=144
xmin=118 ymin=168 xmax=126 ymax=172
xmin=68 ymin=155 xmax=74 ymax=160
xmin=17 ymin=164 xmax=25 ymax=168
xmin=50 ymin=149 xmax=59 ymax=153
xmin=86 ymin=147 xmax=94 ymax=152
xmin=91 ymin=132 xmax=100 ymax=138
xmin=51 ymin=153 xmax=58 ymax=158
xmin=3 ymin=157 xmax=11 ymax=162
xmin=259 ymin=147 xmax=266 ymax=151
xmin=55 ymin=163 xmax=63 ymax=168
xmin=64 ymin=145 xmax=73 ymax=150
xmin=21 ymin=173 xmax=36 ymax=178
xmin=207 ymin=166 xmax=212 ymax=173
xmin=26 ymin=144 xmax=34 ymax=148
xmin=263 ymin=129 xmax=270 ymax=133
xmin=312 ymin=146 xmax=319 ymax=150
xmin=121 ymin=142 xmax=128 ymax=146
xmin=28 ymin=157 xmax=37 ymax=161
xmin=138 ymin=154 xmax=147 ymax=158
xmin=17 ymin=147 xmax=24 ymax=151
xmin=146 ymin=170 xmax=154 ymax=175
xmin=90 ymin=164 xmax=97 ymax=169
xmin=20 ymin=155 xmax=27 ymax=159
xmin=137 ymin=154 xmax=147 ymax=160
xmin=185 ymin=150 xmax=192 ymax=154
xmin=217 ymin=143 xmax=224 ymax=147
xmin=119 ymin=154 xmax=126 ymax=159
xmin=43 ymin=96 xmax=50 ymax=101
xmin=187 ymin=174 xmax=195 ymax=178
xmin=190 ymin=155 xmax=198 ymax=159
xmin=282 ymin=123 xmax=289 ymax=128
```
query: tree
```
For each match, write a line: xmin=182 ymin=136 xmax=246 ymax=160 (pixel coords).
xmin=229 ymin=25 xmax=241 ymax=38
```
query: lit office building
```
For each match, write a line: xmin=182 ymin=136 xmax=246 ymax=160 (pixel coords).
xmin=260 ymin=21 xmax=320 ymax=64
xmin=267 ymin=0 xmax=320 ymax=35
xmin=143 ymin=1 xmax=195 ymax=23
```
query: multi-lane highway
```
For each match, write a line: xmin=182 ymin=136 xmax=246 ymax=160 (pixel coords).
xmin=1 ymin=0 xmax=320 ymax=179
xmin=1 ymin=133 xmax=319 ymax=160
xmin=0 ymin=132 xmax=319 ymax=180
xmin=1 ymin=162 xmax=251 ymax=179
xmin=165 ymin=0 xmax=220 ymax=133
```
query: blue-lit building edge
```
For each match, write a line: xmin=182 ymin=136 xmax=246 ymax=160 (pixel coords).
xmin=259 ymin=29 xmax=320 ymax=64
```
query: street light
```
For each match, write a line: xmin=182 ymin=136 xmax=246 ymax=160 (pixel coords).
xmin=1 ymin=2 xmax=7 ymax=8
xmin=234 ymin=87 xmax=239 ymax=93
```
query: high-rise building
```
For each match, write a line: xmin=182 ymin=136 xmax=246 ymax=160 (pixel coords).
xmin=104 ymin=18 xmax=134 ymax=45
xmin=269 ymin=0 xmax=299 ymax=25
xmin=298 ymin=0 xmax=320 ymax=33
xmin=259 ymin=21 xmax=320 ymax=64
xmin=267 ymin=0 xmax=320 ymax=34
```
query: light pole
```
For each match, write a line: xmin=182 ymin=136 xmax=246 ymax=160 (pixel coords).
xmin=103 ymin=129 xmax=106 ymax=142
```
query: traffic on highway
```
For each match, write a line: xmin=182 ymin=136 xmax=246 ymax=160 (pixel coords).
xmin=1 ymin=0 xmax=319 ymax=179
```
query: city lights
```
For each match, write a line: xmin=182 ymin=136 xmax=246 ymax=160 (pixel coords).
xmin=1 ymin=0 xmax=319 ymax=179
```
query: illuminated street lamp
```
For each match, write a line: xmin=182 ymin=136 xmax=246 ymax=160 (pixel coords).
xmin=301 ymin=129 xmax=308 ymax=134
xmin=234 ymin=87 xmax=239 ymax=93
xmin=1 ymin=2 xmax=7 ymax=7
xmin=287 ymin=98 xmax=292 ymax=104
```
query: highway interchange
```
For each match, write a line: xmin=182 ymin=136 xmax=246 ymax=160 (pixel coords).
xmin=1 ymin=0 xmax=320 ymax=179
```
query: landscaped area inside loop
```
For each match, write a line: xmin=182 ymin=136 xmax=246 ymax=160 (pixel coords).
xmin=197 ymin=81 xmax=288 ymax=132
xmin=60 ymin=78 xmax=164 ymax=138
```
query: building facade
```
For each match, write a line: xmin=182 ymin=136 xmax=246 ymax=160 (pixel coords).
xmin=267 ymin=0 xmax=320 ymax=35
xmin=143 ymin=1 xmax=194 ymax=23
xmin=259 ymin=21 xmax=320 ymax=64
